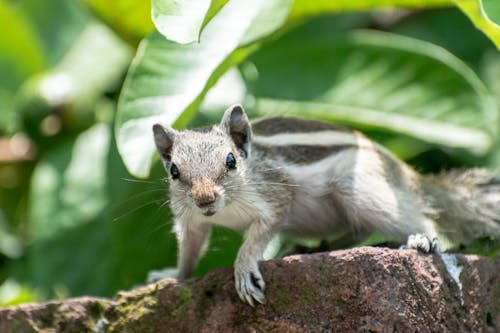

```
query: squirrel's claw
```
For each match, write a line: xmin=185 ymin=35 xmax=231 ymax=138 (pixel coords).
xmin=234 ymin=263 xmax=266 ymax=306
xmin=405 ymin=233 xmax=441 ymax=253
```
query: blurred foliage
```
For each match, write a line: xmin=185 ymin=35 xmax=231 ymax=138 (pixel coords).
xmin=459 ymin=236 xmax=500 ymax=258
xmin=453 ymin=0 xmax=500 ymax=49
xmin=0 ymin=0 xmax=499 ymax=307
xmin=82 ymin=0 xmax=154 ymax=45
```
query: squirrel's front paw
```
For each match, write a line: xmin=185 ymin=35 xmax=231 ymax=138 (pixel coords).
xmin=234 ymin=261 xmax=266 ymax=306
xmin=405 ymin=233 xmax=440 ymax=253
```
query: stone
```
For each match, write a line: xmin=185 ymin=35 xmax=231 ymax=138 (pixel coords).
xmin=0 ymin=247 xmax=498 ymax=332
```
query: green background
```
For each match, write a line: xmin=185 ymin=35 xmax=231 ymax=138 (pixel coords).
xmin=0 ymin=0 xmax=498 ymax=306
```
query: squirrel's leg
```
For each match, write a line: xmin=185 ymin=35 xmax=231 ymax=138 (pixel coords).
xmin=234 ymin=219 xmax=276 ymax=306
xmin=330 ymin=172 xmax=441 ymax=252
xmin=175 ymin=220 xmax=211 ymax=279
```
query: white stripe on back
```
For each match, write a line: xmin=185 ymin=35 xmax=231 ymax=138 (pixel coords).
xmin=253 ymin=131 xmax=367 ymax=147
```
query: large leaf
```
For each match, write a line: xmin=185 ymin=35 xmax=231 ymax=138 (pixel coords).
xmin=244 ymin=27 xmax=497 ymax=153
xmin=152 ymin=0 xmax=228 ymax=44
xmin=453 ymin=0 xmax=500 ymax=49
xmin=116 ymin=0 xmax=292 ymax=178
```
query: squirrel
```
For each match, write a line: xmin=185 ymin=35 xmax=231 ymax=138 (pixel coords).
xmin=152 ymin=104 xmax=500 ymax=306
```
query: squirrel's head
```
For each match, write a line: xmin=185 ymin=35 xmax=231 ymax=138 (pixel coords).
xmin=153 ymin=105 xmax=252 ymax=217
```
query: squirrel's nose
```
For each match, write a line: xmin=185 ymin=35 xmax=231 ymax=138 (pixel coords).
xmin=192 ymin=181 xmax=219 ymax=208
xmin=196 ymin=196 xmax=217 ymax=208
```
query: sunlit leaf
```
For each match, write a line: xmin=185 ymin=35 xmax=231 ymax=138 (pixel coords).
xmin=199 ymin=68 xmax=247 ymax=115
xmin=152 ymin=0 xmax=228 ymax=44
xmin=245 ymin=28 xmax=497 ymax=153
xmin=116 ymin=0 xmax=292 ymax=178
xmin=453 ymin=0 xmax=500 ymax=49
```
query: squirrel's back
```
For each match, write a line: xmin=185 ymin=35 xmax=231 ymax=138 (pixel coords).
xmin=251 ymin=116 xmax=383 ymax=164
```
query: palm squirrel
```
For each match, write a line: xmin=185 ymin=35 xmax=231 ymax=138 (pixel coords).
xmin=152 ymin=104 xmax=500 ymax=306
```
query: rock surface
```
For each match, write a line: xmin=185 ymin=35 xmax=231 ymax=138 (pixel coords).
xmin=0 ymin=247 xmax=499 ymax=332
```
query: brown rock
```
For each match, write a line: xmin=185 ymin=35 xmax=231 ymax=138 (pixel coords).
xmin=0 ymin=247 xmax=499 ymax=332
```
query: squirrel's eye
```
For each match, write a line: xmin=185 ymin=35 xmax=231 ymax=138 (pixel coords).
xmin=170 ymin=163 xmax=180 ymax=179
xmin=226 ymin=153 xmax=236 ymax=170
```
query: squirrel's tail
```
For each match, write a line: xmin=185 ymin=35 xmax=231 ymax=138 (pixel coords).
xmin=421 ymin=168 xmax=500 ymax=248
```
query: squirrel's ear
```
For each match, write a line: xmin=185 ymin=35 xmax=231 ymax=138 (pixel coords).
xmin=152 ymin=124 xmax=176 ymax=162
xmin=220 ymin=104 xmax=252 ymax=158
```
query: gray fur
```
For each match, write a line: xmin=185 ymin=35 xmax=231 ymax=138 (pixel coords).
xmin=220 ymin=105 xmax=252 ymax=158
xmin=152 ymin=124 xmax=177 ymax=162
xmin=152 ymin=105 xmax=500 ymax=306
xmin=252 ymin=116 xmax=352 ymax=135
xmin=420 ymin=169 xmax=500 ymax=246
xmin=253 ymin=143 xmax=357 ymax=164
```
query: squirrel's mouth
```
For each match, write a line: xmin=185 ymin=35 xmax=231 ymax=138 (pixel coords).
xmin=196 ymin=197 xmax=223 ymax=216
xmin=202 ymin=209 xmax=216 ymax=216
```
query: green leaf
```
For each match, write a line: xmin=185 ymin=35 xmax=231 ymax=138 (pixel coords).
xmin=244 ymin=27 xmax=497 ymax=154
xmin=0 ymin=90 xmax=16 ymax=132
xmin=289 ymin=0 xmax=452 ymax=22
xmin=82 ymin=0 xmax=154 ymax=44
xmin=0 ymin=214 xmax=22 ymax=259
xmin=152 ymin=0 xmax=228 ymax=44
xmin=20 ymin=123 xmax=178 ymax=297
xmin=390 ymin=7 xmax=493 ymax=67
xmin=483 ymin=0 xmax=500 ymax=24
xmin=19 ymin=0 xmax=90 ymax=66
xmin=17 ymin=21 xmax=132 ymax=138
xmin=453 ymin=0 xmax=500 ymax=49
xmin=116 ymin=0 xmax=292 ymax=178
xmin=55 ymin=23 xmax=132 ymax=104
xmin=0 ymin=279 xmax=39 ymax=306
xmin=195 ymin=227 xmax=242 ymax=276
xmin=30 ymin=124 xmax=111 ymax=240
xmin=0 ymin=0 xmax=45 ymax=91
